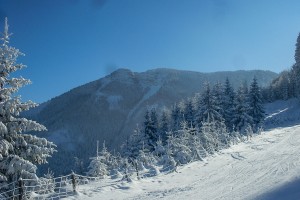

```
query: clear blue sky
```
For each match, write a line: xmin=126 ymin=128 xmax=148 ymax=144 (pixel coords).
xmin=1 ymin=0 xmax=300 ymax=103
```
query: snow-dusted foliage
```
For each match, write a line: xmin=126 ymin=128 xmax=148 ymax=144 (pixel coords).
xmin=195 ymin=82 xmax=223 ymax=126
xmin=122 ymin=125 xmax=149 ymax=159
xmin=223 ymin=78 xmax=236 ymax=130
xmin=291 ymin=32 xmax=300 ymax=97
xmin=157 ymin=108 xmax=170 ymax=144
xmin=183 ymin=98 xmax=195 ymax=127
xmin=87 ymin=141 xmax=113 ymax=178
xmin=171 ymin=103 xmax=184 ymax=132
xmin=232 ymin=85 xmax=253 ymax=135
xmin=115 ymin=77 xmax=266 ymax=179
xmin=0 ymin=18 xmax=56 ymax=193
xmin=248 ymin=77 xmax=265 ymax=131
xmin=144 ymin=108 xmax=159 ymax=150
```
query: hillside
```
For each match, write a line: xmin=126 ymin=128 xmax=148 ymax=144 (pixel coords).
xmin=64 ymin=99 xmax=300 ymax=200
xmin=27 ymin=68 xmax=278 ymax=175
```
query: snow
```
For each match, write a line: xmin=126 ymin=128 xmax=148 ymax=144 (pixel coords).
xmin=107 ymin=95 xmax=123 ymax=110
xmin=126 ymin=85 xmax=161 ymax=122
xmin=265 ymin=98 xmax=300 ymax=128
xmin=47 ymin=129 xmax=75 ymax=151
xmin=62 ymin=123 xmax=300 ymax=200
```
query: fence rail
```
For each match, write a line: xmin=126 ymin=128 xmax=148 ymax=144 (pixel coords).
xmin=0 ymin=163 xmax=181 ymax=200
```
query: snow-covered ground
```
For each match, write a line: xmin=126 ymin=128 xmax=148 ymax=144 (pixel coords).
xmin=59 ymin=99 xmax=300 ymax=200
xmin=64 ymin=123 xmax=300 ymax=200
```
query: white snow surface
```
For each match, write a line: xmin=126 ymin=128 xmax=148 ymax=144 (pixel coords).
xmin=64 ymin=125 xmax=300 ymax=200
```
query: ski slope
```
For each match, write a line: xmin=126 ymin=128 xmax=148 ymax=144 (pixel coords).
xmin=65 ymin=124 xmax=300 ymax=200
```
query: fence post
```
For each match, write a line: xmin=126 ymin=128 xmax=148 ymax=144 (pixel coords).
xmin=134 ymin=160 xmax=140 ymax=180
xmin=71 ymin=172 xmax=76 ymax=193
xmin=18 ymin=178 xmax=25 ymax=200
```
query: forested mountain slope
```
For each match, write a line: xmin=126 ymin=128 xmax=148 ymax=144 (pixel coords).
xmin=65 ymin=98 xmax=300 ymax=200
xmin=27 ymin=68 xmax=277 ymax=175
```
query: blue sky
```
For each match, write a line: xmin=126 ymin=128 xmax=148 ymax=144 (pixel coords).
xmin=1 ymin=0 xmax=300 ymax=103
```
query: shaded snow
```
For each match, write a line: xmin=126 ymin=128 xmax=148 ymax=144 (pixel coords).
xmin=47 ymin=130 xmax=76 ymax=151
xmin=107 ymin=95 xmax=123 ymax=110
xmin=126 ymin=85 xmax=161 ymax=121
xmin=265 ymin=98 xmax=300 ymax=129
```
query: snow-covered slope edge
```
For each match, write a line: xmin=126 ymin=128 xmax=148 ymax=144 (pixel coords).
xmin=265 ymin=98 xmax=300 ymax=129
xmin=64 ymin=126 xmax=300 ymax=200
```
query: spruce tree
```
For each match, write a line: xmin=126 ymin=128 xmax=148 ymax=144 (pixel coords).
xmin=295 ymin=32 xmax=300 ymax=65
xmin=223 ymin=78 xmax=235 ymax=130
xmin=232 ymin=85 xmax=253 ymax=135
xmin=144 ymin=108 xmax=159 ymax=150
xmin=171 ymin=103 xmax=184 ymax=132
xmin=159 ymin=108 xmax=170 ymax=144
xmin=0 ymin=18 xmax=56 ymax=192
xmin=212 ymin=82 xmax=224 ymax=120
xmin=183 ymin=98 xmax=195 ymax=127
xmin=195 ymin=82 xmax=223 ymax=126
xmin=291 ymin=33 xmax=300 ymax=97
xmin=248 ymin=77 xmax=265 ymax=131
xmin=87 ymin=141 xmax=111 ymax=178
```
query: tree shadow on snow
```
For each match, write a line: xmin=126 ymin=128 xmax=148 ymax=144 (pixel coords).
xmin=255 ymin=178 xmax=300 ymax=200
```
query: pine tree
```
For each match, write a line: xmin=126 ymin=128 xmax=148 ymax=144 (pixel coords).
xmin=195 ymin=82 xmax=223 ymax=126
xmin=158 ymin=108 xmax=170 ymax=144
xmin=291 ymin=33 xmax=300 ymax=97
xmin=295 ymin=32 xmax=300 ymax=65
xmin=0 ymin=18 xmax=56 ymax=192
xmin=166 ymin=123 xmax=192 ymax=165
xmin=248 ymin=77 xmax=265 ymax=131
xmin=223 ymin=78 xmax=236 ymax=130
xmin=122 ymin=124 xmax=149 ymax=159
xmin=144 ymin=108 xmax=159 ymax=150
xmin=183 ymin=98 xmax=195 ymax=127
xmin=171 ymin=102 xmax=185 ymax=132
xmin=212 ymin=82 xmax=224 ymax=120
xmin=87 ymin=141 xmax=110 ymax=178
xmin=199 ymin=116 xmax=218 ymax=154
xmin=232 ymin=85 xmax=253 ymax=135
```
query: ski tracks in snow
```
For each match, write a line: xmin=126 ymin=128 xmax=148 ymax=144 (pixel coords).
xmin=146 ymin=126 xmax=300 ymax=200
xmin=67 ymin=125 xmax=300 ymax=200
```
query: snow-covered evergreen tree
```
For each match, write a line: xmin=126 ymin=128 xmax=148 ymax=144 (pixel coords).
xmin=183 ymin=98 xmax=195 ymax=127
xmin=0 ymin=18 xmax=56 ymax=192
xmin=87 ymin=141 xmax=111 ymax=178
xmin=248 ymin=77 xmax=265 ymax=131
xmin=223 ymin=78 xmax=236 ymax=130
xmin=122 ymin=124 xmax=149 ymax=159
xmin=199 ymin=116 xmax=220 ymax=154
xmin=158 ymin=139 xmax=176 ymax=171
xmin=232 ymin=85 xmax=253 ymax=135
xmin=166 ymin=130 xmax=191 ymax=165
xmin=212 ymin=82 xmax=224 ymax=119
xmin=144 ymin=108 xmax=159 ymax=150
xmin=290 ymin=33 xmax=300 ymax=97
xmin=195 ymin=82 xmax=223 ymax=127
xmin=158 ymin=108 xmax=170 ymax=144
xmin=295 ymin=32 xmax=300 ymax=65
xmin=171 ymin=103 xmax=184 ymax=132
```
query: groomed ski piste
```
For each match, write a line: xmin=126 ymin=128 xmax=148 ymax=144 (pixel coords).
xmin=65 ymin=99 xmax=300 ymax=200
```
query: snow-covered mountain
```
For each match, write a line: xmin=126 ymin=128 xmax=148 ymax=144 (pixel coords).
xmin=27 ymin=68 xmax=277 ymax=175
